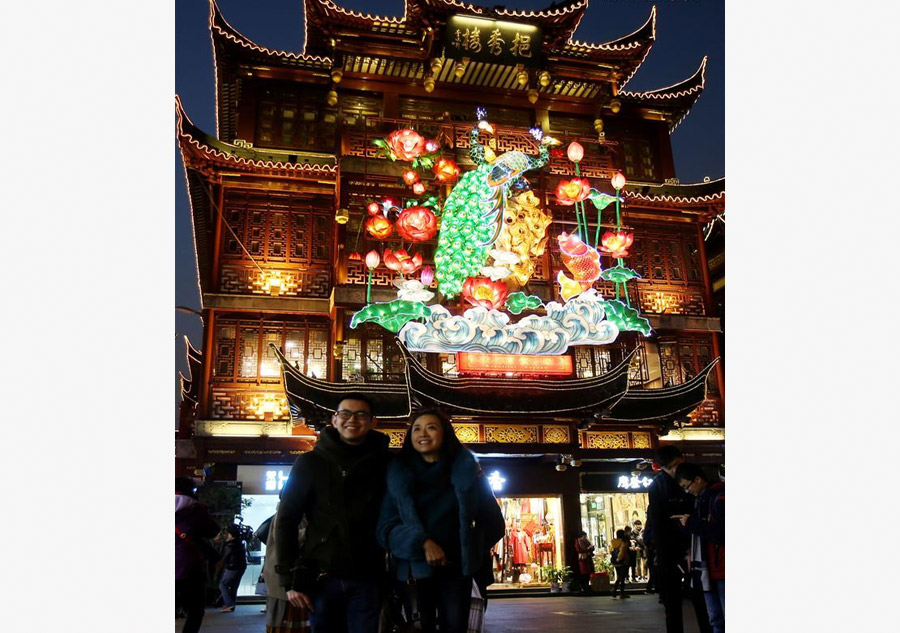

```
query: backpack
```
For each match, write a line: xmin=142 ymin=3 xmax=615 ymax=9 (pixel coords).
xmin=609 ymin=548 xmax=618 ymax=565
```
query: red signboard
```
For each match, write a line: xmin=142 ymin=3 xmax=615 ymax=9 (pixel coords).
xmin=456 ymin=352 xmax=573 ymax=376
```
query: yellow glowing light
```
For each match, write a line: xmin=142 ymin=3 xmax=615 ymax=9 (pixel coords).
xmin=253 ymin=271 xmax=298 ymax=297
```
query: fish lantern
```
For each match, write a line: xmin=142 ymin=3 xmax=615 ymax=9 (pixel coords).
xmin=388 ymin=129 xmax=426 ymax=161
xmin=461 ymin=276 xmax=509 ymax=311
xmin=383 ymin=248 xmax=424 ymax=275
xmin=395 ymin=206 xmax=438 ymax=242
xmin=555 ymin=178 xmax=591 ymax=205
xmin=365 ymin=214 xmax=393 ymax=240
xmin=433 ymin=158 xmax=461 ymax=183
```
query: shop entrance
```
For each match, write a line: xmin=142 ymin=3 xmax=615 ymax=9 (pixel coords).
xmin=580 ymin=491 xmax=649 ymax=579
xmin=492 ymin=496 xmax=565 ymax=588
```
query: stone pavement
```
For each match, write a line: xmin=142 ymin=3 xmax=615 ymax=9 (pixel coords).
xmin=177 ymin=593 xmax=705 ymax=633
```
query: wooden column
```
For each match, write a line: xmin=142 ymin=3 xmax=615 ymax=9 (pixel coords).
xmin=210 ymin=183 xmax=225 ymax=291
xmin=199 ymin=310 xmax=216 ymax=419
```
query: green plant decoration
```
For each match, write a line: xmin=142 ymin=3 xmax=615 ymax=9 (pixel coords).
xmin=350 ymin=300 xmax=432 ymax=334
xmin=504 ymin=292 xmax=544 ymax=314
xmin=602 ymin=299 xmax=653 ymax=335
xmin=600 ymin=265 xmax=640 ymax=284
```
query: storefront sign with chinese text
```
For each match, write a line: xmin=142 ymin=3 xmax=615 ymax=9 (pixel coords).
xmin=445 ymin=16 xmax=543 ymax=67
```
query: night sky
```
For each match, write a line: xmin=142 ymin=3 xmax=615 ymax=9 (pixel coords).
xmin=174 ymin=0 xmax=725 ymax=411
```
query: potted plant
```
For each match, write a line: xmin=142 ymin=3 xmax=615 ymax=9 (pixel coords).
xmin=545 ymin=566 xmax=575 ymax=593
xmin=558 ymin=566 xmax=575 ymax=593
xmin=591 ymin=555 xmax=614 ymax=592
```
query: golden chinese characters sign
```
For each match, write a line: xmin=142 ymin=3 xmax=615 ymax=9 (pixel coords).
xmin=445 ymin=16 xmax=543 ymax=67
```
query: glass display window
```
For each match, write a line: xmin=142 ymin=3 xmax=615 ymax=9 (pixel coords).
xmin=579 ymin=492 xmax=649 ymax=556
xmin=494 ymin=497 xmax=565 ymax=587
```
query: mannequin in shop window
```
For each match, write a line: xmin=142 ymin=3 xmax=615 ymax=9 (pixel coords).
xmin=510 ymin=520 xmax=532 ymax=582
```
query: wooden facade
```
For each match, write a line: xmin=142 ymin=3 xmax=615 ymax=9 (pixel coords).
xmin=176 ymin=0 xmax=725 ymax=478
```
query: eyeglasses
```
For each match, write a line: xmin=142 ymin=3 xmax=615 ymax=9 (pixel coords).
xmin=334 ymin=409 xmax=373 ymax=422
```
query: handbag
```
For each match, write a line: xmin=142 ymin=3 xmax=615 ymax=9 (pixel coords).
xmin=254 ymin=572 xmax=267 ymax=596
xmin=467 ymin=580 xmax=485 ymax=633
xmin=379 ymin=572 xmax=422 ymax=633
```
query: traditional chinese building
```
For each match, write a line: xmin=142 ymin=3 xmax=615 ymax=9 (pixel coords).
xmin=176 ymin=0 xmax=724 ymax=590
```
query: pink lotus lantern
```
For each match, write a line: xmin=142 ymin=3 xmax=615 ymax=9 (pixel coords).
xmin=611 ymin=172 xmax=627 ymax=190
xmin=420 ymin=266 xmax=435 ymax=286
xmin=566 ymin=141 xmax=584 ymax=163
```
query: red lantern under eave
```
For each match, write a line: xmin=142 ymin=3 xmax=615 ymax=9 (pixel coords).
xmin=365 ymin=214 xmax=393 ymax=239
xmin=396 ymin=205 xmax=438 ymax=242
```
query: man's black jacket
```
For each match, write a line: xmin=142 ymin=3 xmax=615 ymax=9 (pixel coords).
xmin=274 ymin=426 xmax=391 ymax=592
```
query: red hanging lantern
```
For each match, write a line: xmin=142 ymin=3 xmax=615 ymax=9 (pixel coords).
xmin=433 ymin=157 xmax=461 ymax=183
xmin=461 ymin=276 xmax=509 ymax=311
xmin=365 ymin=214 xmax=394 ymax=240
xmin=388 ymin=129 xmax=426 ymax=161
xmin=395 ymin=205 xmax=438 ymax=242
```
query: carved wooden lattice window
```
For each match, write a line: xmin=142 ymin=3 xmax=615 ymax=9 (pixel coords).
xmin=658 ymin=334 xmax=718 ymax=395
xmin=573 ymin=343 xmax=648 ymax=387
xmin=340 ymin=323 xmax=404 ymax=383
xmin=628 ymin=227 xmax=702 ymax=286
xmin=213 ymin=317 xmax=330 ymax=383
xmin=621 ymin=140 xmax=657 ymax=181
xmin=255 ymin=83 xmax=334 ymax=151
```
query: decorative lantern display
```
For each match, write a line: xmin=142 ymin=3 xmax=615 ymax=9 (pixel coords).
xmin=412 ymin=182 xmax=426 ymax=195
xmin=348 ymin=251 xmax=362 ymax=261
xmin=461 ymin=276 xmax=509 ymax=311
xmin=335 ymin=208 xmax=349 ymax=224
xmin=420 ymin=266 xmax=435 ymax=286
xmin=600 ymin=231 xmax=634 ymax=258
xmin=366 ymin=201 xmax=381 ymax=215
xmin=387 ymin=129 xmax=426 ymax=161
xmin=611 ymin=172 xmax=627 ymax=191
xmin=402 ymin=169 xmax=419 ymax=186
xmin=433 ymin=158 xmax=460 ymax=183
xmin=555 ymin=178 xmax=592 ymax=205
xmin=383 ymin=248 xmax=424 ymax=275
xmin=566 ymin=141 xmax=584 ymax=163
xmin=365 ymin=250 xmax=381 ymax=269
xmin=395 ymin=206 xmax=438 ymax=242
xmin=365 ymin=214 xmax=394 ymax=239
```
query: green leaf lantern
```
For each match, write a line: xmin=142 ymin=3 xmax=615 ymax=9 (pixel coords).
xmin=350 ymin=301 xmax=432 ymax=334
xmin=504 ymin=292 xmax=544 ymax=315
xmin=602 ymin=299 xmax=653 ymax=336
xmin=600 ymin=265 xmax=640 ymax=284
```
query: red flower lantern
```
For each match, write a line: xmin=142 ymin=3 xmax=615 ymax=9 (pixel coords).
xmin=383 ymin=248 xmax=424 ymax=275
xmin=425 ymin=139 xmax=440 ymax=154
xmin=348 ymin=251 xmax=362 ymax=262
xmin=600 ymin=231 xmax=634 ymax=258
xmin=461 ymin=276 xmax=509 ymax=311
xmin=555 ymin=177 xmax=591 ymax=205
xmin=365 ymin=214 xmax=394 ymax=240
xmin=433 ymin=158 xmax=461 ymax=183
xmin=395 ymin=206 xmax=438 ymax=242
xmin=366 ymin=201 xmax=381 ymax=216
xmin=402 ymin=169 xmax=420 ymax=186
xmin=388 ymin=129 xmax=426 ymax=161
xmin=412 ymin=182 xmax=426 ymax=195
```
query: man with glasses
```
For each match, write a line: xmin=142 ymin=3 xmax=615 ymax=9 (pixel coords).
xmin=672 ymin=462 xmax=725 ymax=633
xmin=274 ymin=394 xmax=391 ymax=633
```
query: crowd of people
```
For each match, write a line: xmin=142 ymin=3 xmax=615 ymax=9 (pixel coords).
xmin=175 ymin=395 xmax=724 ymax=633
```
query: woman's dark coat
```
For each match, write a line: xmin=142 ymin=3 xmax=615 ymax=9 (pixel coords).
xmin=376 ymin=447 xmax=505 ymax=582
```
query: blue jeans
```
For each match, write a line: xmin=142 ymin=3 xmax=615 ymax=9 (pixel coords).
xmin=219 ymin=568 xmax=244 ymax=607
xmin=310 ymin=576 xmax=383 ymax=633
xmin=704 ymin=579 xmax=725 ymax=633
xmin=404 ymin=573 xmax=472 ymax=633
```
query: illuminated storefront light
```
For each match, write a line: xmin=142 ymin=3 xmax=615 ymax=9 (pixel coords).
xmin=488 ymin=470 xmax=506 ymax=492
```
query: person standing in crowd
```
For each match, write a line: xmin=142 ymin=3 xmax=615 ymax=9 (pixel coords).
xmin=262 ymin=496 xmax=310 ymax=633
xmin=175 ymin=477 xmax=220 ymax=633
xmin=623 ymin=525 xmax=638 ymax=582
xmin=219 ymin=524 xmax=248 ymax=612
xmin=673 ymin=462 xmax=725 ymax=633
xmin=274 ymin=394 xmax=391 ymax=633
xmin=646 ymin=446 xmax=712 ymax=633
xmin=378 ymin=409 xmax=505 ymax=633
xmin=575 ymin=530 xmax=595 ymax=594
xmin=609 ymin=529 xmax=631 ymax=599
xmin=632 ymin=519 xmax=647 ymax=580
